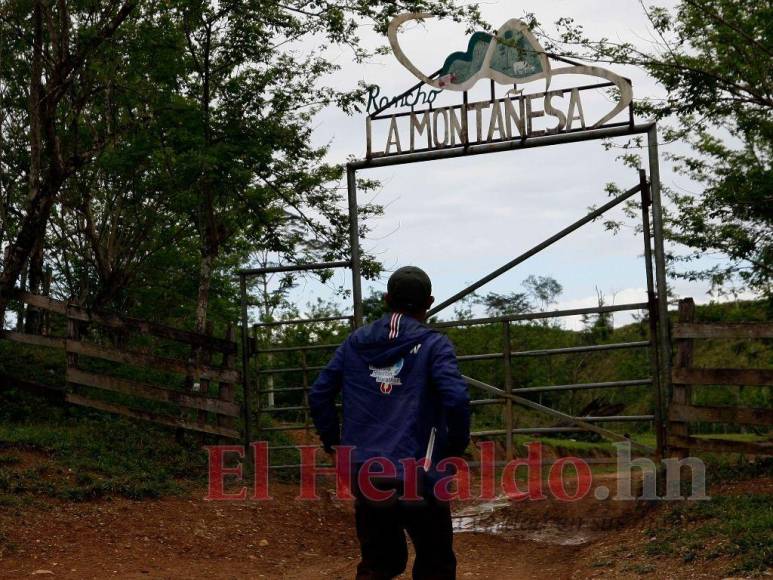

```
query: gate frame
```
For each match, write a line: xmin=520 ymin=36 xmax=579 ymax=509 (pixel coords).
xmin=346 ymin=120 xmax=671 ymax=458
xmin=239 ymin=115 xmax=672 ymax=461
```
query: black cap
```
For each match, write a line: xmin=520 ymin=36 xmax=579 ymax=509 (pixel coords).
xmin=387 ymin=266 xmax=432 ymax=311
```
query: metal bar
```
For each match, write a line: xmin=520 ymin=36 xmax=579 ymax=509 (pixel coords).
xmin=253 ymin=324 xmax=262 ymax=440
xmin=259 ymin=405 xmax=307 ymax=413
xmin=239 ymin=275 xmax=253 ymax=450
xmin=432 ymin=302 xmax=649 ymax=329
xmin=257 ymin=387 xmax=306 ymax=394
xmin=238 ymin=260 xmax=351 ymax=277
xmin=511 ymin=340 xmax=651 ymax=358
xmin=257 ymin=365 xmax=325 ymax=375
xmin=503 ymin=321 xmax=514 ymax=461
xmin=647 ymin=125 xmax=672 ymax=455
xmin=470 ymin=399 xmax=505 ymax=406
xmin=349 ymin=122 xmax=656 ymax=170
xmin=347 ymin=165 xmax=364 ymax=328
xmin=427 ymin=184 xmax=642 ymax=318
xmin=457 ymin=352 xmax=504 ymax=361
xmin=511 ymin=378 xmax=651 ymax=394
xmin=463 ymin=375 xmax=654 ymax=453
xmin=255 ymin=343 xmax=342 ymax=354
xmin=582 ymin=415 xmax=655 ymax=422
xmin=257 ymin=402 xmax=342 ymax=411
xmin=501 ymin=427 xmax=594 ymax=435
xmin=261 ymin=424 xmax=308 ymax=432
xmin=471 ymin=416 xmax=655 ymax=436
xmin=252 ymin=314 xmax=353 ymax=328
xmin=639 ymin=168 xmax=664 ymax=460
xmin=301 ymin=350 xmax=310 ymax=440
xmin=471 ymin=428 xmax=587 ymax=436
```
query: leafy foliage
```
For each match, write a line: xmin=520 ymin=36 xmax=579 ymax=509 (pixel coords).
xmin=535 ymin=1 xmax=772 ymax=297
xmin=0 ymin=0 xmax=483 ymax=329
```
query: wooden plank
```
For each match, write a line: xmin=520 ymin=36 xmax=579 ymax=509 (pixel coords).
xmin=673 ymin=322 xmax=773 ymax=339
xmin=669 ymin=404 xmax=773 ymax=427
xmin=65 ymin=340 xmax=240 ymax=384
xmin=669 ymin=298 xmax=694 ymax=458
xmin=65 ymin=393 xmax=240 ymax=439
xmin=66 ymin=368 xmax=241 ymax=417
xmin=0 ymin=330 xmax=65 ymax=349
xmin=218 ymin=324 xmax=237 ymax=434
xmin=3 ymin=289 xmax=236 ymax=353
xmin=668 ymin=434 xmax=772 ymax=456
xmin=673 ymin=367 xmax=773 ymax=386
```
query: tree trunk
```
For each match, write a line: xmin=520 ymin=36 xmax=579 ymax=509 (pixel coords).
xmin=0 ymin=1 xmax=44 ymax=319
xmin=193 ymin=21 xmax=219 ymax=335
xmin=195 ymin=250 xmax=215 ymax=334
xmin=24 ymin=236 xmax=45 ymax=334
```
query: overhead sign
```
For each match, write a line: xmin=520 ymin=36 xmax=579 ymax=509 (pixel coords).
xmin=365 ymin=13 xmax=634 ymax=159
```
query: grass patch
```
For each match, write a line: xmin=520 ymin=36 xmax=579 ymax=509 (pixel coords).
xmin=646 ymin=491 xmax=772 ymax=574
xmin=0 ymin=390 xmax=210 ymax=501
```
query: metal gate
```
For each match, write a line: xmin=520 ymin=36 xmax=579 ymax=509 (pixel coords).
xmin=238 ymin=118 xmax=671 ymax=469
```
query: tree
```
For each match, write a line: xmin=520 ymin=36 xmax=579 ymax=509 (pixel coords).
xmin=0 ymin=0 xmax=482 ymax=329
xmin=0 ymin=0 xmax=139 ymax=317
xmin=475 ymin=291 xmax=531 ymax=318
xmin=536 ymin=0 xmax=771 ymax=297
xmin=522 ymin=274 xmax=563 ymax=312
xmin=170 ymin=0 xmax=480 ymax=332
xmin=581 ymin=287 xmax=614 ymax=341
xmin=362 ymin=289 xmax=389 ymax=323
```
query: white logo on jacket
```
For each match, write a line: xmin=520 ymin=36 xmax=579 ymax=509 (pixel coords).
xmin=370 ymin=358 xmax=404 ymax=394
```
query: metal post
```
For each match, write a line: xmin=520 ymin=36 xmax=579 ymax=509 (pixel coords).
xmin=347 ymin=164 xmax=364 ymax=327
xmin=502 ymin=321 xmax=513 ymax=461
xmin=253 ymin=324 xmax=261 ymax=442
xmin=647 ymin=125 xmax=672 ymax=451
xmin=301 ymin=348 xmax=310 ymax=443
xmin=239 ymin=275 xmax=253 ymax=451
xmin=639 ymin=169 xmax=664 ymax=459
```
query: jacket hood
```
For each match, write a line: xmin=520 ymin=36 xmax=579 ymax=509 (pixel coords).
xmin=351 ymin=312 xmax=435 ymax=367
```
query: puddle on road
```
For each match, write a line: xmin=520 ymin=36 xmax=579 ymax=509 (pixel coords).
xmin=452 ymin=497 xmax=598 ymax=546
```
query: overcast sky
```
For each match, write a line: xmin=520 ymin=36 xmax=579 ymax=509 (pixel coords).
xmin=281 ymin=0 xmax=747 ymax=329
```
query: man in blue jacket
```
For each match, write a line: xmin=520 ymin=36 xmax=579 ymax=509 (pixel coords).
xmin=309 ymin=266 xmax=470 ymax=580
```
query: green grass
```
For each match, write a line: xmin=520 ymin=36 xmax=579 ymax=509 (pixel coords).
xmin=0 ymin=391 xmax=209 ymax=501
xmin=689 ymin=495 xmax=770 ymax=573
xmin=642 ymin=470 xmax=773 ymax=574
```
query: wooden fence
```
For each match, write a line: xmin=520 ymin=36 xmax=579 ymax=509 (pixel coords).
xmin=668 ymin=298 xmax=772 ymax=456
xmin=0 ymin=290 xmax=241 ymax=439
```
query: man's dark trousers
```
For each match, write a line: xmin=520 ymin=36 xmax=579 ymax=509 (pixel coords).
xmin=354 ymin=477 xmax=456 ymax=580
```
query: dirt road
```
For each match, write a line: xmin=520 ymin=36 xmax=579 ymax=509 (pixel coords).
xmin=1 ymin=477 xmax=767 ymax=579
xmin=1 ymin=482 xmax=586 ymax=579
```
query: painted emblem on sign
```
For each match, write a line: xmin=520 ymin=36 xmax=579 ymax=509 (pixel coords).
xmin=370 ymin=358 xmax=404 ymax=395
xmin=387 ymin=13 xmax=632 ymax=128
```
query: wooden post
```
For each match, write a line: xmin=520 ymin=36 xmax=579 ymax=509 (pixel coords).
xmin=670 ymin=298 xmax=695 ymax=458
xmin=193 ymin=321 xmax=214 ymax=430
xmin=41 ymin=268 xmax=52 ymax=336
xmin=218 ymin=323 xmax=237 ymax=441
xmin=66 ymin=312 xmax=80 ymax=397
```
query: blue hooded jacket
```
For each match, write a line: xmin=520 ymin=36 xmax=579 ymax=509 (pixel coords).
xmin=309 ymin=312 xmax=470 ymax=475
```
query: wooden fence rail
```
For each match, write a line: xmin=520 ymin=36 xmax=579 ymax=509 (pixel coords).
xmin=0 ymin=290 xmax=241 ymax=439
xmin=668 ymin=298 xmax=772 ymax=457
